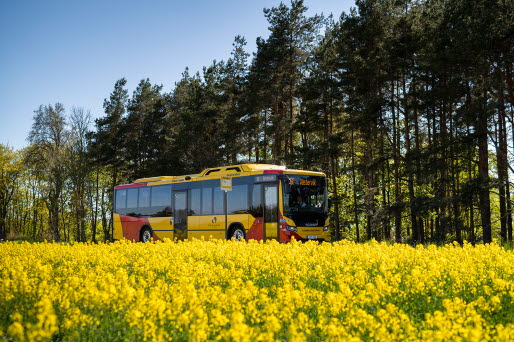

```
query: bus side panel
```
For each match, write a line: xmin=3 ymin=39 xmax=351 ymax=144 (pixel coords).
xmin=189 ymin=215 xmax=226 ymax=240
xmin=191 ymin=215 xmax=225 ymax=240
xmin=120 ymin=215 xmax=149 ymax=241
xmin=187 ymin=215 xmax=199 ymax=240
xmin=227 ymin=214 xmax=250 ymax=236
xmin=148 ymin=217 xmax=174 ymax=240
xmin=247 ymin=217 xmax=264 ymax=241
xmin=113 ymin=214 xmax=123 ymax=240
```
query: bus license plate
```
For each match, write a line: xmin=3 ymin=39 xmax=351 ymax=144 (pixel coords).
xmin=307 ymin=235 xmax=318 ymax=240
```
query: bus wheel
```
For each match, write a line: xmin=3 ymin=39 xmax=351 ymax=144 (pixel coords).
xmin=140 ymin=227 xmax=152 ymax=242
xmin=229 ymin=226 xmax=245 ymax=241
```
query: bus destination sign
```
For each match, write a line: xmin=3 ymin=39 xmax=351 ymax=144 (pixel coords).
xmin=288 ymin=178 xmax=317 ymax=186
xmin=255 ymin=175 xmax=277 ymax=183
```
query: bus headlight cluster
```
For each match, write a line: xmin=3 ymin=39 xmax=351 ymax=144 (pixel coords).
xmin=323 ymin=226 xmax=329 ymax=231
xmin=286 ymin=225 xmax=298 ymax=232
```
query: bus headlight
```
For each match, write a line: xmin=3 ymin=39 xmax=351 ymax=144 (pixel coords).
xmin=323 ymin=226 xmax=329 ymax=231
xmin=286 ymin=225 xmax=298 ymax=232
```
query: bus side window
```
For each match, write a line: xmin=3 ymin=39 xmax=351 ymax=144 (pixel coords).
xmin=127 ymin=188 xmax=138 ymax=215
xmin=138 ymin=187 xmax=151 ymax=216
xmin=151 ymin=185 xmax=172 ymax=216
xmin=115 ymin=189 xmax=127 ymax=214
xmin=250 ymin=184 xmax=263 ymax=217
xmin=139 ymin=188 xmax=150 ymax=207
xmin=189 ymin=188 xmax=201 ymax=216
xmin=202 ymin=188 xmax=213 ymax=215
xmin=213 ymin=187 xmax=225 ymax=214
xmin=227 ymin=185 xmax=248 ymax=214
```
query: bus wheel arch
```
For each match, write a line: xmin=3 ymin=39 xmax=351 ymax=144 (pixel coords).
xmin=227 ymin=223 xmax=246 ymax=241
xmin=140 ymin=225 xmax=153 ymax=242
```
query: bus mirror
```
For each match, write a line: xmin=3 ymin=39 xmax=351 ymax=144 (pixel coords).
xmin=328 ymin=197 xmax=332 ymax=209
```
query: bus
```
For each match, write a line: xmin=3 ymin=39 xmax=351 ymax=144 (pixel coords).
xmin=113 ymin=164 xmax=330 ymax=243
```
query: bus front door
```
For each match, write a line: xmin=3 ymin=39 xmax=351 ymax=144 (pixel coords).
xmin=174 ymin=191 xmax=188 ymax=241
xmin=264 ymin=184 xmax=279 ymax=241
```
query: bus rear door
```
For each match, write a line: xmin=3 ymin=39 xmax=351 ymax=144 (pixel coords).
xmin=174 ymin=191 xmax=188 ymax=240
xmin=264 ymin=184 xmax=279 ymax=241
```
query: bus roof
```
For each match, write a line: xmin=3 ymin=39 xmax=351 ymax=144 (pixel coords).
xmin=129 ymin=164 xmax=325 ymax=185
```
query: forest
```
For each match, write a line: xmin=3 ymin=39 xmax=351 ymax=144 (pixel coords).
xmin=0 ymin=0 xmax=512 ymax=244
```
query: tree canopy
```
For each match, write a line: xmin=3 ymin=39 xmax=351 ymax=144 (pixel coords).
xmin=2 ymin=0 xmax=513 ymax=244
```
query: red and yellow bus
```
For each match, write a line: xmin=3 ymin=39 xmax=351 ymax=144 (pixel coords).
xmin=113 ymin=164 xmax=330 ymax=242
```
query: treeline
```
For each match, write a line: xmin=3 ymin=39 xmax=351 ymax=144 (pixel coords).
xmin=1 ymin=0 xmax=513 ymax=244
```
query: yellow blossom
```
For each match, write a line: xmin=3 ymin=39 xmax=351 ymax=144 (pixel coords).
xmin=0 ymin=239 xmax=513 ymax=340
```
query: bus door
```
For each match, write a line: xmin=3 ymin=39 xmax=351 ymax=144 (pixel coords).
xmin=264 ymin=184 xmax=279 ymax=240
xmin=174 ymin=191 xmax=188 ymax=240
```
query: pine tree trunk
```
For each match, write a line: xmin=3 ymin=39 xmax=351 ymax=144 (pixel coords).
xmin=330 ymin=157 xmax=341 ymax=240
xmin=92 ymin=168 xmax=99 ymax=243
xmin=0 ymin=212 xmax=5 ymax=241
xmin=366 ymin=138 xmax=375 ymax=241
xmin=351 ymin=129 xmax=360 ymax=242
xmin=413 ymin=83 xmax=423 ymax=243
xmin=466 ymin=124 xmax=476 ymax=243
xmin=392 ymin=82 xmax=402 ymax=242
xmin=449 ymin=103 xmax=462 ymax=243
xmin=384 ymin=151 xmax=391 ymax=240
xmin=263 ymin=110 xmax=268 ymax=162
xmin=505 ymin=180 xmax=512 ymax=243
xmin=328 ymin=97 xmax=340 ymax=240
xmin=101 ymin=188 xmax=109 ymax=242
xmin=497 ymin=79 xmax=510 ymax=242
xmin=496 ymin=116 xmax=507 ymax=242
xmin=403 ymin=76 xmax=418 ymax=243
xmin=436 ymin=100 xmax=448 ymax=242
xmin=478 ymin=94 xmax=492 ymax=243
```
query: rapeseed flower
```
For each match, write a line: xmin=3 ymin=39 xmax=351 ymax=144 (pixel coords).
xmin=0 ymin=239 xmax=513 ymax=341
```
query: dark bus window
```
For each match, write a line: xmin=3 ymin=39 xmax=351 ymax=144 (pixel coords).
xmin=139 ymin=187 xmax=150 ymax=208
xmin=115 ymin=189 xmax=127 ymax=211
xmin=228 ymin=185 xmax=248 ymax=214
xmin=190 ymin=188 xmax=201 ymax=216
xmin=250 ymin=184 xmax=263 ymax=217
xmin=152 ymin=185 xmax=171 ymax=207
xmin=202 ymin=188 xmax=213 ymax=215
xmin=205 ymin=169 xmax=221 ymax=175
xmin=283 ymin=175 xmax=327 ymax=214
xmin=214 ymin=187 xmax=225 ymax=214
xmin=127 ymin=188 xmax=138 ymax=208
xmin=151 ymin=185 xmax=172 ymax=216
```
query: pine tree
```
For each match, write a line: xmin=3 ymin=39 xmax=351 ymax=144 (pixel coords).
xmin=90 ymin=78 xmax=129 ymax=240
xmin=91 ymin=78 xmax=129 ymax=183
xmin=248 ymin=0 xmax=323 ymax=164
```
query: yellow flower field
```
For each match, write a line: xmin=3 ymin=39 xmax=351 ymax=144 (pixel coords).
xmin=1 ymin=239 xmax=514 ymax=341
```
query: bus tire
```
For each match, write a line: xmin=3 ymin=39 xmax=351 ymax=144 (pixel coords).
xmin=228 ymin=225 xmax=245 ymax=241
xmin=140 ymin=226 xmax=152 ymax=242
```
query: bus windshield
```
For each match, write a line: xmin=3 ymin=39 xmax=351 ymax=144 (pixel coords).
xmin=283 ymin=175 xmax=328 ymax=214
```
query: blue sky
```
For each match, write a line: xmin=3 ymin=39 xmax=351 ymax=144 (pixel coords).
xmin=0 ymin=0 xmax=355 ymax=150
